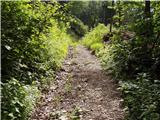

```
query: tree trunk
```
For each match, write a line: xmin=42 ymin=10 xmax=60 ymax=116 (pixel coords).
xmin=109 ymin=0 xmax=114 ymax=33
xmin=144 ymin=0 xmax=152 ymax=37
xmin=145 ymin=0 xmax=151 ymax=18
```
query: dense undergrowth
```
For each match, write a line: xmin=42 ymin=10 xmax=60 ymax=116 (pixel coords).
xmin=2 ymin=1 xmax=72 ymax=119
xmin=82 ymin=3 xmax=160 ymax=118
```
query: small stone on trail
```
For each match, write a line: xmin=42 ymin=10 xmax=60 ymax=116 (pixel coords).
xmin=77 ymin=85 xmax=82 ymax=90
xmin=59 ymin=115 xmax=68 ymax=120
xmin=50 ymin=85 xmax=57 ymax=90
xmin=64 ymin=61 xmax=71 ymax=65
xmin=82 ymin=78 xmax=88 ymax=82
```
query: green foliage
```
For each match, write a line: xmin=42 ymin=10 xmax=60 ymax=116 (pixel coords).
xmin=90 ymin=43 xmax=104 ymax=54
xmin=100 ymin=35 xmax=160 ymax=120
xmin=2 ymin=1 xmax=71 ymax=119
xmin=70 ymin=107 xmax=81 ymax=120
xmin=100 ymin=39 xmax=130 ymax=78
xmin=82 ymin=24 xmax=108 ymax=50
xmin=67 ymin=1 xmax=115 ymax=28
xmin=52 ymin=2 xmax=88 ymax=37
xmin=120 ymin=73 xmax=160 ymax=120
xmin=2 ymin=78 xmax=40 ymax=120
xmin=2 ymin=1 xmax=71 ymax=83
xmin=114 ymin=1 xmax=144 ymax=30
xmin=153 ymin=2 xmax=160 ymax=40
xmin=70 ymin=18 xmax=88 ymax=37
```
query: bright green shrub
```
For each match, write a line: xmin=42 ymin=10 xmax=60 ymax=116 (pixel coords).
xmin=82 ymin=24 xmax=109 ymax=49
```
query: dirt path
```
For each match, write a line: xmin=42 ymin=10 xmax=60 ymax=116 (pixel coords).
xmin=31 ymin=45 xmax=124 ymax=120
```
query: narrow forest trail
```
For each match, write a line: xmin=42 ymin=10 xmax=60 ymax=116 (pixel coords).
xmin=31 ymin=45 xmax=124 ymax=120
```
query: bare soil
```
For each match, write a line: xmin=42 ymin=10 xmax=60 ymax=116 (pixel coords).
xmin=31 ymin=45 xmax=124 ymax=120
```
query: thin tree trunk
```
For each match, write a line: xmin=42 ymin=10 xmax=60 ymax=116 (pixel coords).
xmin=109 ymin=0 xmax=114 ymax=33
xmin=145 ymin=0 xmax=151 ymax=18
xmin=118 ymin=1 xmax=121 ymax=27
xmin=144 ymin=0 xmax=152 ymax=37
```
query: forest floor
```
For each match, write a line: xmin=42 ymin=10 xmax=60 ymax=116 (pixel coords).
xmin=31 ymin=45 xmax=124 ymax=120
